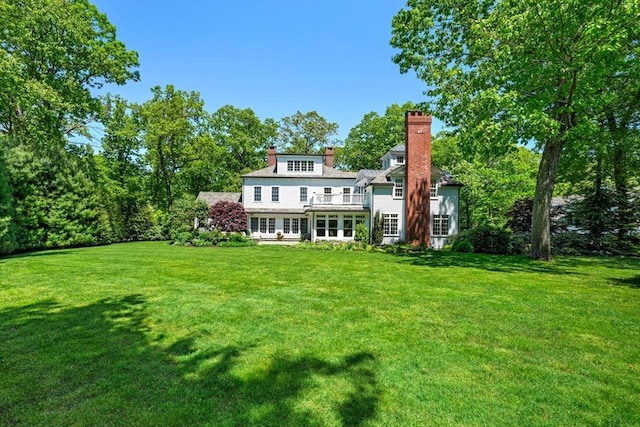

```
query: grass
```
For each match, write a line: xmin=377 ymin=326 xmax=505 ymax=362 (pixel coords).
xmin=1 ymin=242 xmax=639 ymax=426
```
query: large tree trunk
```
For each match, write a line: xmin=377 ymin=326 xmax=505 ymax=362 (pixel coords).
xmin=530 ymin=137 xmax=565 ymax=260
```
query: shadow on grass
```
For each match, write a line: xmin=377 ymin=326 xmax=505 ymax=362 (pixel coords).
xmin=0 ymin=295 xmax=379 ymax=426
xmin=386 ymin=248 xmax=640 ymax=274
xmin=611 ymin=275 xmax=640 ymax=289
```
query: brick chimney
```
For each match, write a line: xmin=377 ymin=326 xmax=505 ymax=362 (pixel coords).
xmin=267 ymin=146 xmax=277 ymax=167
xmin=324 ymin=146 xmax=335 ymax=168
xmin=405 ymin=111 xmax=432 ymax=247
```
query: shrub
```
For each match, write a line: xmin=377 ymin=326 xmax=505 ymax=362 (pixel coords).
xmin=228 ymin=232 xmax=249 ymax=243
xmin=451 ymin=239 xmax=473 ymax=253
xmin=217 ymin=241 xmax=255 ymax=247
xmin=509 ymin=232 xmax=531 ymax=255
xmin=463 ymin=225 xmax=511 ymax=254
xmin=551 ymin=232 xmax=590 ymax=255
xmin=354 ymin=222 xmax=369 ymax=244
xmin=372 ymin=211 xmax=384 ymax=245
xmin=209 ymin=201 xmax=248 ymax=232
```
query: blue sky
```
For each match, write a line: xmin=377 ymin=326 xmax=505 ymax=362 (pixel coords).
xmin=93 ymin=0 xmax=443 ymax=141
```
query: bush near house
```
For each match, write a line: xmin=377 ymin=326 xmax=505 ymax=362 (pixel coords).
xmin=452 ymin=225 xmax=512 ymax=255
xmin=208 ymin=201 xmax=248 ymax=233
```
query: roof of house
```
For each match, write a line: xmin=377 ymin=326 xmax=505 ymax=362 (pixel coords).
xmin=242 ymin=165 xmax=357 ymax=179
xmin=196 ymin=191 xmax=242 ymax=206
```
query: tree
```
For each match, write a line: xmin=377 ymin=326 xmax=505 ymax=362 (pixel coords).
xmin=277 ymin=111 xmax=338 ymax=153
xmin=208 ymin=201 xmax=248 ymax=233
xmin=0 ymin=142 xmax=16 ymax=254
xmin=138 ymin=85 xmax=209 ymax=211
xmin=0 ymin=0 xmax=139 ymax=143
xmin=391 ymin=0 xmax=640 ymax=260
xmin=340 ymin=102 xmax=417 ymax=170
xmin=0 ymin=0 xmax=138 ymax=253
xmin=207 ymin=105 xmax=278 ymax=192
xmin=98 ymin=95 xmax=151 ymax=241
xmin=432 ymin=132 xmax=539 ymax=230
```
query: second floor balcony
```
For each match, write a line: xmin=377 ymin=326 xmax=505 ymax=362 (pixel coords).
xmin=309 ymin=193 xmax=365 ymax=206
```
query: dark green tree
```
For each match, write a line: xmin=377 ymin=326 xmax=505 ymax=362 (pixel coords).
xmin=277 ymin=111 xmax=338 ymax=154
xmin=340 ymin=102 xmax=417 ymax=170
xmin=391 ymin=0 xmax=640 ymax=260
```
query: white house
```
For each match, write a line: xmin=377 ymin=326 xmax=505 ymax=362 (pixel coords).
xmin=198 ymin=111 xmax=462 ymax=248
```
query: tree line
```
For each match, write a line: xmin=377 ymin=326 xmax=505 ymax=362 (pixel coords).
xmin=1 ymin=0 xmax=638 ymax=258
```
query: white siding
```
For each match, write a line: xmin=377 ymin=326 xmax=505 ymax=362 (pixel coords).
xmin=370 ymin=185 xmax=405 ymax=245
xmin=243 ymin=177 xmax=356 ymax=210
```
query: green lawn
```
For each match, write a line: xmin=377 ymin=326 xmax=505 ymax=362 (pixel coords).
xmin=1 ymin=242 xmax=639 ymax=426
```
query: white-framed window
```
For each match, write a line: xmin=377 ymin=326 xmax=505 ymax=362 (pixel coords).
xmin=430 ymin=182 xmax=438 ymax=198
xmin=259 ymin=218 xmax=267 ymax=233
xmin=432 ymin=214 xmax=450 ymax=236
xmin=322 ymin=187 xmax=332 ymax=203
xmin=355 ymin=215 xmax=365 ymax=226
xmin=299 ymin=187 xmax=307 ymax=203
xmin=287 ymin=160 xmax=315 ymax=172
xmin=394 ymin=179 xmax=403 ymax=198
xmin=268 ymin=218 xmax=276 ymax=233
xmin=328 ymin=214 xmax=338 ymax=237
xmin=343 ymin=187 xmax=351 ymax=203
xmin=383 ymin=213 xmax=399 ymax=236
xmin=292 ymin=218 xmax=300 ymax=234
xmin=250 ymin=217 xmax=259 ymax=232
xmin=343 ymin=215 xmax=353 ymax=238
xmin=254 ymin=186 xmax=262 ymax=202
xmin=396 ymin=155 xmax=404 ymax=164
xmin=316 ymin=214 xmax=327 ymax=237
xmin=272 ymin=186 xmax=279 ymax=202
xmin=283 ymin=218 xmax=291 ymax=234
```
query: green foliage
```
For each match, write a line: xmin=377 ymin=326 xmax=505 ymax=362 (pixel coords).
xmin=138 ymin=85 xmax=210 ymax=211
xmin=354 ymin=222 xmax=369 ymax=244
xmin=207 ymin=105 xmax=278 ymax=192
xmin=167 ymin=196 xmax=208 ymax=240
xmin=0 ymin=145 xmax=17 ymax=255
xmin=457 ymin=225 xmax=512 ymax=255
xmin=340 ymin=102 xmax=417 ymax=170
xmin=372 ymin=211 xmax=384 ymax=245
xmin=0 ymin=0 xmax=139 ymax=140
xmin=277 ymin=111 xmax=338 ymax=154
xmin=434 ymin=133 xmax=539 ymax=230
xmin=391 ymin=0 xmax=640 ymax=259
xmin=451 ymin=239 xmax=473 ymax=253
xmin=509 ymin=232 xmax=532 ymax=256
xmin=172 ymin=230 xmax=253 ymax=247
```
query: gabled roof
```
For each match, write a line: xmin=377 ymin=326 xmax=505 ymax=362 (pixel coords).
xmin=242 ymin=165 xmax=357 ymax=179
xmin=197 ymin=191 xmax=242 ymax=206
xmin=388 ymin=143 xmax=405 ymax=153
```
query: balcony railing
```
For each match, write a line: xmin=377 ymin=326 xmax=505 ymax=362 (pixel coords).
xmin=310 ymin=193 xmax=364 ymax=206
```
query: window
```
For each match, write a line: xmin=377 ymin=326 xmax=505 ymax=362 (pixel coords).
xmin=316 ymin=215 xmax=326 ymax=237
xmin=299 ymin=187 xmax=307 ymax=203
xmin=396 ymin=155 xmax=404 ymax=164
xmin=430 ymin=182 xmax=438 ymax=198
xmin=286 ymin=160 xmax=314 ymax=172
xmin=344 ymin=215 xmax=353 ymax=238
xmin=394 ymin=179 xmax=403 ymax=198
xmin=272 ymin=186 xmax=279 ymax=202
xmin=254 ymin=186 xmax=262 ymax=202
xmin=268 ymin=218 xmax=276 ymax=233
xmin=355 ymin=215 xmax=365 ymax=226
xmin=250 ymin=217 xmax=259 ymax=232
xmin=300 ymin=218 xmax=308 ymax=235
xmin=259 ymin=218 xmax=267 ymax=233
xmin=343 ymin=188 xmax=351 ymax=203
xmin=283 ymin=218 xmax=300 ymax=234
xmin=328 ymin=215 xmax=338 ymax=237
xmin=383 ymin=214 xmax=399 ymax=236
xmin=322 ymin=187 xmax=332 ymax=203
xmin=432 ymin=215 xmax=450 ymax=236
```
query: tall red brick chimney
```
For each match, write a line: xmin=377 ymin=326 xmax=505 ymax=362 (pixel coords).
xmin=405 ymin=111 xmax=432 ymax=247
xmin=267 ymin=146 xmax=277 ymax=167
xmin=324 ymin=147 xmax=335 ymax=168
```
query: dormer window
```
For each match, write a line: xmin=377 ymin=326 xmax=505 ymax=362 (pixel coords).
xmin=286 ymin=160 xmax=314 ymax=172
xmin=396 ymin=155 xmax=404 ymax=165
